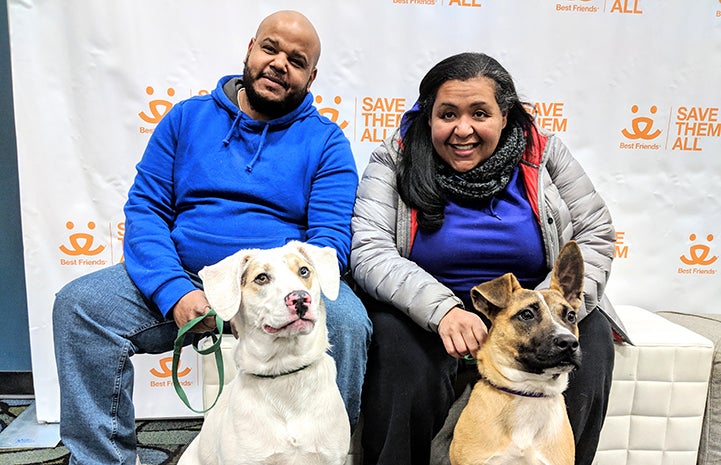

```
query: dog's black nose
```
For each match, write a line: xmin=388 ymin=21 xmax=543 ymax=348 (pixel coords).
xmin=553 ymin=333 xmax=579 ymax=352
xmin=285 ymin=290 xmax=311 ymax=318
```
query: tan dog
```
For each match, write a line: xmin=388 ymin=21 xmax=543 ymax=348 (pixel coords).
xmin=449 ymin=241 xmax=584 ymax=465
xmin=178 ymin=241 xmax=350 ymax=465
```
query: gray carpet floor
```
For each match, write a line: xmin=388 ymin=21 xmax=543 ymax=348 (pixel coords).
xmin=0 ymin=399 xmax=202 ymax=464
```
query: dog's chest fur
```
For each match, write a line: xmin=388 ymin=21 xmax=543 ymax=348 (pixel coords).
xmin=505 ymin=395 xmax=567 ymax=464
xmin=449 ymin=241 xmax=584 ymax=465
xmin=190 ymin=341 xmax=349 ymax=465
xmin=178 ymin=242 xmax=350 ymax=465
xmin=463 ymin=383 xmax=569 ymax=465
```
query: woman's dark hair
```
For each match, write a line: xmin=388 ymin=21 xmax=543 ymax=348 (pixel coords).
xmin=396 ymin=52 xmax=535 ymax=231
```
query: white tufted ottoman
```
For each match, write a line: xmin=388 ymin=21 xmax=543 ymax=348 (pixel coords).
xmin=201 ymin=305 xmax=714 ymax=465
xmin=594 ymin=305 xmax=714 ymax=465
xmin=655 ymin=311 xmax=721 ymax=465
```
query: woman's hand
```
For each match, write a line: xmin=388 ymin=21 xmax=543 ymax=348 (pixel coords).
xmin=438 ymin=306 xmax=488 ymax=359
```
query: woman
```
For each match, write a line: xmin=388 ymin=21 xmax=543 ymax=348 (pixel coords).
xmin=350 ymin=52 xmax=627 ymax=465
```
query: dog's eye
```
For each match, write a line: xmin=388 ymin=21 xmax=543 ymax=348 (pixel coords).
xmin=517 ymin=309 xmax=535 ymax=321
xmin=298 ymin=266 xmax=310 ymax=278
xmin=566 ymin=310 xmax=577 ymax=324
xmin=253 ymin=273 xmax=270 ymax=285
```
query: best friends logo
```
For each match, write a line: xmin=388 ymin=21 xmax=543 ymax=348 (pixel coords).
xmin=149 ymin=356 xmax=192 ymax=388
xmin=678 ymin=233 xmax=717 ymax=275
xmin=138 ymin=86 xmax=177 ymax=134
xmin=555 ymin=0 xmax=599 ymax=13
xmin=59 ymin=220 xmax=125 ymax=267
xmin=138 ymin=85 xmax=210 ymax=134
xmin=554 ymin=0 xmax=645 ymax=13
xmin=619 ymin=105 xmax=662 ymax=150
xmin=619 ymin=104 xmax=721 ymax=151
xmin=315 ymin=94 xmax=350 ymax=132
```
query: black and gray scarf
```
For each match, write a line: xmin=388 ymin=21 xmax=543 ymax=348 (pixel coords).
xmin=436 ymin=122 xmax=526 ymax=203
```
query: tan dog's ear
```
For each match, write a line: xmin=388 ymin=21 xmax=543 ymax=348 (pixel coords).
xmin=199 ymin=249 xmax=257 ymax=321
xmin=289 ymin=241 xmax=340 ymax=301
xmin=471 ymin=273 xmax=521 ymax=321
xmin=550 ymin=241 xmax=585 ymax=310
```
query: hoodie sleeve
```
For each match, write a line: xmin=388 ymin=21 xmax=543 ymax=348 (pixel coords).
xmin=123 ymin=103 xmax=197 ymax=316
xmin=305 ymin=124 xmax=358 ymax=273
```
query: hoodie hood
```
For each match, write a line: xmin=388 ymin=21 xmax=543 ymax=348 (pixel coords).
xmin=212 ymin=75 xmax=317 ymax=172
xmin=213 ymin=74 xmax=317 ymax=131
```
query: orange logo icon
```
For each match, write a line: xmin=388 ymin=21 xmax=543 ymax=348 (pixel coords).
xmin=139 ymin=86 xmax=176 ymax=124
xmin=315 ymin=95 xmax=349 ymax=130
xmin=680 ymin=234 xmax=717 ymax=266
xmin=60 ymin=221 xmax=105 ymax=256
xmin=150 ymin=356 xmax=191 ymax=378
xmin=622 ymin=105 xmax=662 ymax=140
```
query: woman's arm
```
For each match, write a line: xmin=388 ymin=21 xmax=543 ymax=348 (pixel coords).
xmin=350 ymin=135 xmax=463 ymax=333
xmin=542 ymin=135 xmax=616 ymax=318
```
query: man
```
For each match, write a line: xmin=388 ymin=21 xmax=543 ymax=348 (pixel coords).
xmin=53 ymin=10 xmax=371 ymax=465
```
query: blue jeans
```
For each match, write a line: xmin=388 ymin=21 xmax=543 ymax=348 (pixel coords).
xmin=53 ymin=263 xmax=371 ymax=465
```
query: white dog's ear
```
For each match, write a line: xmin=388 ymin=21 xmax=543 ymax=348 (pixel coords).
xmin=291 ymin=242 xmax=340 ymax=301
xmin=198 ymin=249 xmax=256 ymax=321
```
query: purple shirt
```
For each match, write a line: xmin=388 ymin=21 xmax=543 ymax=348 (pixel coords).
xmin=409 ymin=167 xmax=546 ymax=308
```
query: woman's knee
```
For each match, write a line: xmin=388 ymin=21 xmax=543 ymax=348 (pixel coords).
xmin=565 ymin=309 xmax=615 ymax=433
xmin=368 ymin=308 xmax=455 ymax=387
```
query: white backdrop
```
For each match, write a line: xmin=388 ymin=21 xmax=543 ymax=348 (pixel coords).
xmin=8 ymin=0 xmax=721 ymax=422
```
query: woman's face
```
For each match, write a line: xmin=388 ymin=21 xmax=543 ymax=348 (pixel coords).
xmin=429 ymin=77 xmax=508 ymax=173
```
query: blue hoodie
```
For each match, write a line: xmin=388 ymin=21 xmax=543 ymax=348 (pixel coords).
xmin=124 ymin=75 xmax=358 ymax=316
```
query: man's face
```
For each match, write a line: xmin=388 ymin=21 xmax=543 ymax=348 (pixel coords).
xmin=242 ymin=16 xmax=319 ymax=119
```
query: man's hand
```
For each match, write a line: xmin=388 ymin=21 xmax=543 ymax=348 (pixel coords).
xmin=172 ymin=289 xmax=216 ymax=332
xmin=438 ymin=306 xmax=488 ymax=359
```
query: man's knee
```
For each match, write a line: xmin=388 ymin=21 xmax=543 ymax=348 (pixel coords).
xmin=53 ymin=276 xmax=90 ymax=329
xmin=325 ymin=281 xmax=372 ymax=341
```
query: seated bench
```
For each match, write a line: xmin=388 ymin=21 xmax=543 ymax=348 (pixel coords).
xmin=655 ymin=311 xmax=721 ymax=465
xmin=594 ymin=305 xmax=714 ymax=465
xmin=201 ymin=305 xmax=714 ymax=465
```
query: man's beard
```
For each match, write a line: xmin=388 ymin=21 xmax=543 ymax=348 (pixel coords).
xmin=242 ymin=62 xmax=308 ymax=119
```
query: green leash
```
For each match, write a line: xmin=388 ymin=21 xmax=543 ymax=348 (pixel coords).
xmin=172 ymin=309 xmax=225 ymax=414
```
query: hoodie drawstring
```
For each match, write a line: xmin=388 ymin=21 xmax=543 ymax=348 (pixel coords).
xmin=222 ymin=112 xmax=242 ymax=145
xmin=222 ymin=112 xmax=270 ymax=174
xmin=246 ymin=123 xmax=269 ymax=173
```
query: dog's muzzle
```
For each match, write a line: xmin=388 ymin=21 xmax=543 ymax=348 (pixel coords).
xmin=519 ymin=333 xmax=582 ymax=373
xmin=285 ymin=290 xmax=311 ymax=318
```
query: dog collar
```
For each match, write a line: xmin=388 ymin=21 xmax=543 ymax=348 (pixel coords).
xmin=482 ymin=377 xmax=550 ymax=398
xmin=249 ymin=363 xmax=312 ymax=379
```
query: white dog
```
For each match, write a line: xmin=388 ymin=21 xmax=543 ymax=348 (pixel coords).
xmin=178 ymin=241 xmax=350 ymax=465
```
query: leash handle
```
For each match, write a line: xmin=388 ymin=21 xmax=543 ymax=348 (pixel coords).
xmin=172 ymin=309 xmax=225 ymax=414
